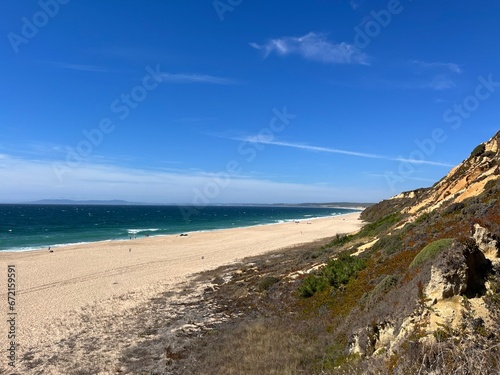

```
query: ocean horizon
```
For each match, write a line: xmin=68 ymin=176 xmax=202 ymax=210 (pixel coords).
xmin=0 ymin=204 xmax=359 ymax=252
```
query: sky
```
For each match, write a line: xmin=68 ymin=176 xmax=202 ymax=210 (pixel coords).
xmin=0 ymin=0 xmax=499 ymax=204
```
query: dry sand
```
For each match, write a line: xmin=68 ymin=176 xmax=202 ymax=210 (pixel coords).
xmin=0 ymin=212 xmax=362 ymax=373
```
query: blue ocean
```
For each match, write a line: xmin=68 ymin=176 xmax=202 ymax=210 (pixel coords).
xmin=0 ymin=204 xmax=358 ymax=252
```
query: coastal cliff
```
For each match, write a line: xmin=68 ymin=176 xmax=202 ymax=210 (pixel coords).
xmin=177 ymin=130 xmax=500 ymax=374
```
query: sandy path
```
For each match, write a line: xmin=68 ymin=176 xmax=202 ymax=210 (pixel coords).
xmin=0 ymin=212 xmax=362 ymax=371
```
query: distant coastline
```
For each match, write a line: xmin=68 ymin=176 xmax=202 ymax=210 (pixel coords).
xmin=12 ymin=199 xmax=374 ymax=209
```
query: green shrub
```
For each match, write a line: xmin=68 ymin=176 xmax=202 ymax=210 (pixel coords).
xmin=409 ymin=238 xmax=454 ymax=269
xmin=358 ymin=213 xmax=401 ymax=238
xmin=323 ymin=254 xmax=366 ymax=288
xmin=298 ymin=275 xmax=329 ymax=298
xmin=326 ymin=233 xmax=355 ymax=247
xmin=298 ymin=254 xmax=366 ymax=298
xmin=471 ymin=143 xmax=486 ymax=158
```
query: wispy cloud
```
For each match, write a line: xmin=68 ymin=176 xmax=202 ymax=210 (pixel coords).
xmin=46 ymin=62 xmax=109 ymax=72
xmin=410 ymin=60 xmax=463 ymax=74
xmin=250 ymin=32 xmax=369 ymax=65
xmin=0 ymin=154 xmax=375 ymax=203
xmin=406 ymin=60 xmax=463 ymax=91
xmin=159 ymin=73 xmax=237 ymax=85
xmin=427 ymin=75 xmax=457 ymax=91
xmin=243 ymin=136 xmax=383 ymax=159
xmin=235 ymin=136 xmax=454 ymax=167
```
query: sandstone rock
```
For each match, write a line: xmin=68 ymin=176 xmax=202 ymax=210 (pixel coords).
xmin=473 ymin=223 xmax=500 ymax=261
xmin=425 ymin=243 xmax=468 ymax=303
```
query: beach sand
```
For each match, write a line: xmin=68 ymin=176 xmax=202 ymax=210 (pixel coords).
xmin=0 ymin=212 xmax=362 ymax=373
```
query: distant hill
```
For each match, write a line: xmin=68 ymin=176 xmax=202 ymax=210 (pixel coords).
xmin=23 ymin=200 xmax=373 ymax=208
xmin=27 ymin=199 xmax=143 ymax=205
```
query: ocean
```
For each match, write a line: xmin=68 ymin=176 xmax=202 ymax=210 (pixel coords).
xmin=0 ymin=204 xmax=358 ymax=252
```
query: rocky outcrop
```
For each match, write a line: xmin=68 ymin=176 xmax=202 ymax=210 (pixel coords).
xmin=350 ymin=236 xmax=494 ymax=358
xmin=426 ymin=241 xmax=491 ymax=302
xmin=425 ymin=243 xmax=468 ymax=303
xmin=473 ymin=223 xmax=500 ymax=262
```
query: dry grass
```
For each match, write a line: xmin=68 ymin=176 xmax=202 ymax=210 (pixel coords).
xmin=191 ymin=319 xmax=323 ymax=375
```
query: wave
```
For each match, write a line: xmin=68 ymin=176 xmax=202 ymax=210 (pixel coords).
xmin=127 ymin=228 xmax=161 ymax=235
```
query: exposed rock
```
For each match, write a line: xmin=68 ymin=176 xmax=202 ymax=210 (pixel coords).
xmin=349 ymin=321 xmax=397 ymax=357
xmin=473 ymin=223 xmax=500 ymax=262
xmin=425 ymin=243 xmax=468 ymax=303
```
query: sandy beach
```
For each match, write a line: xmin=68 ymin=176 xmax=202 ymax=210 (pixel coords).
xmin=0 ymin=212 xmax=362 ymax=373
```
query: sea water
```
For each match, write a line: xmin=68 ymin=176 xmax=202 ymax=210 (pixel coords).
xmin=0 ymin=204 xmax=358 ymax=251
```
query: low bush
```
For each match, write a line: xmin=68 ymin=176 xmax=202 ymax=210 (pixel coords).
xmin=471 ymin=143 xmax=486 ymax=158
xmin=409 ymin=238 xmax=454 ymax=269
xmin=372 ymin=234 xmax=403 ymax=256
xmin=298 ymin=254 xmax=366 ymax=298
xmin=442 ymin=202 xmax=465 ymax=216
xmin=358 ymin=213 xmax=402 ymax=238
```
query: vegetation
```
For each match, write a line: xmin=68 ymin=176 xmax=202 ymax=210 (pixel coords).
xmin=470 ymin=143 xmax=486 ymax=158
xmin=358 ymin=213 xmax=401 ymax=238
xmin=298 ymin=253 xmax=366 ymax=298
xmin=170 ymin=132 xmax=500 ymax=375
xmin=257 ymin=275 xmax=280 ymax=292
xmin=409 ymin=238 xmax=454 ymax=269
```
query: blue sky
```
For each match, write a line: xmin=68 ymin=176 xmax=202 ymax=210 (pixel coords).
xmin=0 ymin=0 xmax=499 ymax=204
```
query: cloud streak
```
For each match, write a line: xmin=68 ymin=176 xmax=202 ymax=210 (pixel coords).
xmin=250 ymin=32 xmax=369 ymax=65
xmin=0 ymin=155 xmax=372 ymax=204
xmin=237 ymin=136 xmax=454 ymax=167
xmin=159 ymin=73 xmax=237 ymax=85
xmin=410 ymin=60 xmax=463 ymax=74
xmin=45 ymin=61 xmax=110 ymax=72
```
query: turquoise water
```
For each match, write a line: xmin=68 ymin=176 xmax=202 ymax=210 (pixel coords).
xmin=0 ymin=204 xmax=358 ymax=251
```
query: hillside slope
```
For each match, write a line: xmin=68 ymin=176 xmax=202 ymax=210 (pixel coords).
xmin=162 ymin=130 xmax=500 ymax=374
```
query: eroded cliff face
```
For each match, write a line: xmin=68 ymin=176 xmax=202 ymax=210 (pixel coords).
xmin=350 ymin=131 xmax=500 ymax=367
xmin=361 ymin=131 xmax=500 ymax=223
xmin=349 ymin=225 xmax=498 ymax=358
xmin=408 ymin=133 xmax=499 ymax=214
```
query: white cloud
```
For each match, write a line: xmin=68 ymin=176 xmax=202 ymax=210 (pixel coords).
xmin=159 ymin=73 xmax=237 ymax=85
xmin=236 ymin=137 xmax=454 ymax=167
xmin=45 ymin=61 xmax=109 ymax=72
xmin=427 ymin=75 xmax=456 ymax=91
xmin=250 ymin=32 xmax=369 ymax=65
xmin=0 ymin=155 xmax=375 ymax=204
xmin=410 ymin=60 xmax=463 ymax=74
xmin=243 ymin=136 xmax=383 ymax=159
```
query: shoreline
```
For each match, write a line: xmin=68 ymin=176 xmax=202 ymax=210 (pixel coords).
xmin=0 ymin=209 xmax=361 ymax=253
xmin=0 ymin=212 xmax=363 ymax=372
